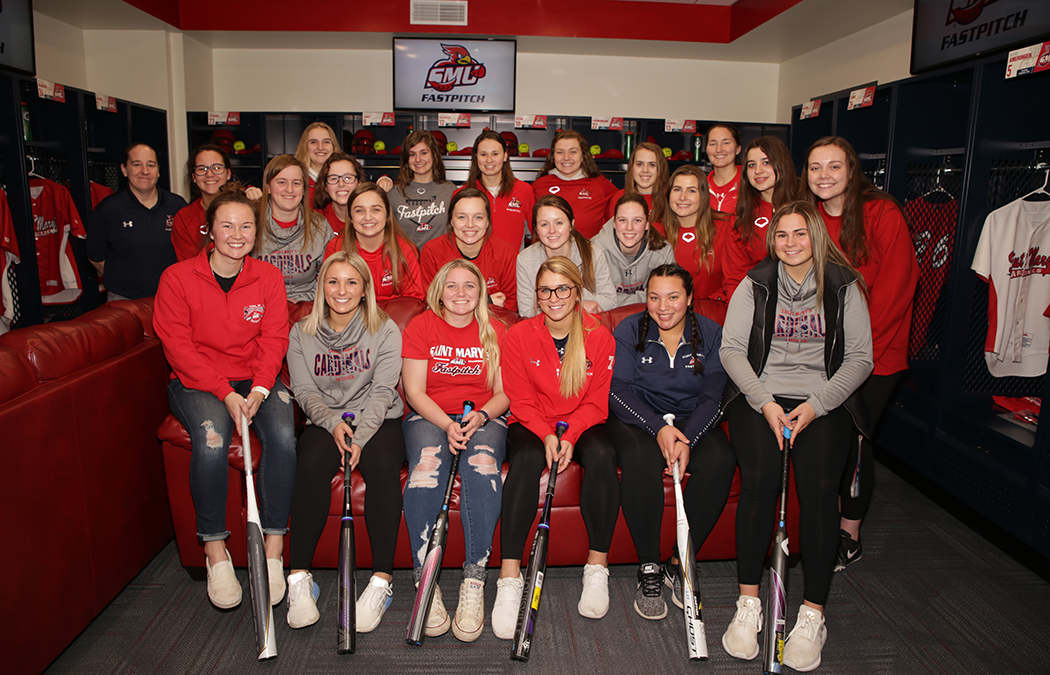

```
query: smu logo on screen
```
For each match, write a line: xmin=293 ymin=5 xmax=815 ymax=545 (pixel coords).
xmin=425 ymin=44 xmax=487 ymax=93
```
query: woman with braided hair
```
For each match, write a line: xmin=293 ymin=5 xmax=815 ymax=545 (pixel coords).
xmin=607 ymin=264 xmax=735 ymax=620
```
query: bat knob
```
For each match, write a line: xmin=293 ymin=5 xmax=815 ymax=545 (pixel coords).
xmin=342 ymin=412 xmax=355 ymax=424
xmin=462 ymin=400 xmax=475 ymax=416
xmin=555 ymin=420 xmax=569 ymax=435
xmin=663 ymin=413 xmax=676 ymax=426
xmin=782 ymin=427 xmax=791 ymax=439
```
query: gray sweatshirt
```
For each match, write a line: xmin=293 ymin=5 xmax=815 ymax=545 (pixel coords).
xmin=254 ymin=209 xmax=334 ymax=302
xmin=515 ymin=239 xmax=618 ymax=317
xmin=388 ymin=180 xmax=456 ymax=249
xmin=590 ymin=220 xmax=675 ymax=307
xmin=287 ymin=312 xmax=404 ymax=449
xmin=720 ymin=263 xmax=873 ymax=417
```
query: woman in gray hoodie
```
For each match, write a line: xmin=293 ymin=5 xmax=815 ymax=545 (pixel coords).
xmin=591 ymin=193 xmax=674 ymax=307
xmin=285 ymin=251 xmax=405 ymax=633
xmin=719 ymin=201 xmax=872 ymax=672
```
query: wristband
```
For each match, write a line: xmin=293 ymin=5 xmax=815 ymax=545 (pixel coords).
xmin=251 ymin=385 xmax=270 ymax=399
xmin=478 ymin=409 xmax=490 ymax=424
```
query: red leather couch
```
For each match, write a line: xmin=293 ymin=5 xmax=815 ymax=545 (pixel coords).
xmin=158 ymin=297 xmax=800 ymax=573
xmin=0 ymin=300 xmax=174 ymax=675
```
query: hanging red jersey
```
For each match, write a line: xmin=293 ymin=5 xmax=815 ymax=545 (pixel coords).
xmin=89 ymin=181 xmax=114 ymax=209
xmin=0 ymin=189 xmax=21 ymax=332
xmin=30 ymin=178 xmax=86 ymax=304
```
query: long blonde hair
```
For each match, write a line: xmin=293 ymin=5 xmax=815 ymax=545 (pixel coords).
xmin=766 ymin=200 xmax=865 ymax=309
xmin=426 ymin=259 xmax=501 ymax=390
xmin=536 ymin=257 xmax=589 ymax=399
xmin=294 ymin=122 xmax=341 ymax=170
xmin=301 ymin=251 xmax=388 ymax=336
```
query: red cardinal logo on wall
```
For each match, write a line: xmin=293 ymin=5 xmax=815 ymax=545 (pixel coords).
xmin=425 ymin=44 xmax=487 ymax=92
xmin=945 ymin=0 xmax=1000 ymax=26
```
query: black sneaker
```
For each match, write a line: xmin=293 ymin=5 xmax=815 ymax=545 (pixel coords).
xmin=634 ymin=563 xmax=668 ymax=620
xmin=662 ymin=558 xmax=684 ymax=609
xmin=833 ymin=529 xmax=862 ymax=572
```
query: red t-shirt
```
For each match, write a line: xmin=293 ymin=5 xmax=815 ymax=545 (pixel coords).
xmin=709 ymin=166 xmax=742 ymax=215
xmin=721 ymin=200 xmax=773 ymax=300
xmin=532 ymin=174 xmax=618 ymax=239
xmin=456 ymin=180 xmax=536 ymax=251
xmin=172 ymin=199 xmax=208 ymax=262
xmin=323 ymin=235 xmax=425 ymax=301
xmin=401 ymin=310 xmax=507 ymax=415
xmin=420 ymin=235 xmax=519 ymax=312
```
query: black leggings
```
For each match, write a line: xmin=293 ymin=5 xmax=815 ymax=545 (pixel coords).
xmin=728 ymin=397 xmax=850 ymax=606
xmin=289 ymin=419 xmax=405 ymax=574
xmin=609 ymin=414 xmax=736 ymax=564
xmin=839 ymin=371 xmax=902 ymax=522
xmin=500 ymin=423 xmax=619 ymax=560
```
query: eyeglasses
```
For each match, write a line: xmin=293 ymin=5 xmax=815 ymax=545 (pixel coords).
xmin=193 ymin=163 xmax=227 ymax=176
xmin=326 ymin=174 xmax=359 ymax=185
xmin=536 ymin=285 xmax=576 ymax=300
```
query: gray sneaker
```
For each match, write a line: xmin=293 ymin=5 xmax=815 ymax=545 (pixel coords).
xmin=662 ymin=558 xmax=684 ymax=609
xmin=634 ymin=562 xmax=668 ymax=620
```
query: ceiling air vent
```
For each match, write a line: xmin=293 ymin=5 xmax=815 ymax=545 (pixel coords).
xmin=411 ymin=0 xmax=468 ymax=26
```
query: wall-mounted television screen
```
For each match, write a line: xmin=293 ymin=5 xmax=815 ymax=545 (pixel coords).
xmin=393 ymin=37 xmax=515 ymax=113
xmin=0 ymin=0 xmax=36 ymax=76
xmin=911 ymin=0 xmax=1050 ymax=74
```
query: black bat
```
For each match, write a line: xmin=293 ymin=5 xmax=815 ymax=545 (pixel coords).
xmin=240 ymin=414 xmax=277 ymax=660
xmin=763 ymin=427 xmax=792 ymax=675
xmin=664 ymin=413 xmax=707 ymax=661
xmin=406 ymin=400 xmax=475 ymax=646
xmin=337 ymin=411 xmax=356 ymax=655
xmin=511 ymin=420 xmax=569 ymax=662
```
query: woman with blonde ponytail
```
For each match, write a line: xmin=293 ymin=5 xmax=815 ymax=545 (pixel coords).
xmin=401 ymin=259 xmax=510 ymax=642
xmin=493 ymin=257 xmax=618 ymax=638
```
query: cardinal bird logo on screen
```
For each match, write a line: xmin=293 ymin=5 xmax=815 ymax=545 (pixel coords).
xmin=945 ymin=0 xmax=1000 ymax=26
xmin=425 ymin=44 xmax=487 ymax=92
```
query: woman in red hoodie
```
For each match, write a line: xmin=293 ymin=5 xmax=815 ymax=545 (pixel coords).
xmin=721 ymin=136 xmax=798 ymax=300
xmin=532 ymin=130 xmax=618 ymax=238
xmin=492 ymin=257 xmax=617 ymax=638
xmin=153 ymin=185 xmax=295 ymax=612
xmin=802 ymin=136 xmax=918 ymax=572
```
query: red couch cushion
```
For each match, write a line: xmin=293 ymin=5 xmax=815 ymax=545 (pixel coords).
xmin=0 ymin=346 xmax=36 ymax=405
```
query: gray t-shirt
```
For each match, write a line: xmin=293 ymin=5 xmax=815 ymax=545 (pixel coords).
xmin=387 ymin=180 xmax=456 ymax=249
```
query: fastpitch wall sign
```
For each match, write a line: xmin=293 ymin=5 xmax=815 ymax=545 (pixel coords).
xmin=911 ymin=0 xmax=1050 ymax=73
xmin=394 ymin=38 xmax=516 ymax=113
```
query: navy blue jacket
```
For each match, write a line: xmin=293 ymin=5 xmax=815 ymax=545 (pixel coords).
xmin=609 ymin=310 xmax=726 ymax=447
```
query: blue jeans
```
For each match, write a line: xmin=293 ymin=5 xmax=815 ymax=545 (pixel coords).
xmin=168 ymin=378 xmax=296 ymax=541
xmin=402 ymin=412 xmax=508 ymax=569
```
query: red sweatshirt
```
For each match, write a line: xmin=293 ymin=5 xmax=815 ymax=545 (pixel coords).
xmin=709 ymin=166 xmax=742 ymax=215
xmin=721 ymin=199 xmax=774 ymax=300
xmin=172 ymin=199 xmax=208 ymax=262
xmin=653 ymin=218 xmax=730 ymax=304
xmin=502 ymin=312 xmax=615 ymax=446
xmin=153 ymin=249 xmax=289 ymax=401
xmin=456 ymin=180 xmax=536 ymax=250
xmin=532 ymin=174 xmax=618 ymax=239
xmin=420 ymin=235 xmax=519 ymax=312
xmin=820 ymin=199 xmax=918 ymax=375
xmin=323 ymin=235 xmax=425 ymax=301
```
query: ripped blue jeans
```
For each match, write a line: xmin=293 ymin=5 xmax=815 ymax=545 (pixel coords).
xmin=402 ymin=412 xmax=507 ymax=570
xmin=168 ymin=378 xmax=296 ymax=541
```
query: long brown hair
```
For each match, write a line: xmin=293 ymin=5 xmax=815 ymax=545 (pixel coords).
xmin=536 ymin=257 xmax=591 ymax=398
xmin=800 ymin=136 xmax=906 ymax=267
xmin=734 ymin=136 xmax=798 ymax=246
xmin=396 ymin=130 xmax=448 ymax=196
xmin=338 ymin=182 xmax=416 ymax=293
xmin=766 ymin=200 xmax=865 ymax=309
xmin=625 ymin=142 xmax=670 ymax=216
xmin=254 ymin=154 xmax=327 ymax=255
xmin=613 ymin=192 xmax=667 ymax=252
xmin=536 ymin=130 xmax=602 ymax=179
xmin=312 ymin=152 xmax=364 ymax=212
xmin=532 ymin=195 xmax=597 ymax=293
xmin=464 ymin=129 xmax=515 ymax=198
xmin=661 ymin=165 xmax=720 ymax=270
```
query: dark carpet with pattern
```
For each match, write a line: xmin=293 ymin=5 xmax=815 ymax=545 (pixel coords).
xmin=45 ymin=460 xmax=1050 ymax=674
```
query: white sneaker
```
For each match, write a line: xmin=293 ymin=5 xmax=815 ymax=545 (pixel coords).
xmin=286 ymin=571 xmax=320 ymax=629
xmin=424 ymin=584 xmax=451 ymax=638
xmin=453 ymin=578 xmax=485 ymax=642
xmin=267 ymin=557 xmax=286 ymax=605
xmin=491 ymin=575 xmax=524 ymax=639
xmin=577 ymin=564 xmax=609 ymax=619
xmin=205 ymin=548 xmax=242 ymax=609
xmin=356 ymin=575 xmax=392 ymax=633
xmin=782 ymin=605 xmax=827 ymax=672
xmin=722 ymin=595 xmax=763 ymax=660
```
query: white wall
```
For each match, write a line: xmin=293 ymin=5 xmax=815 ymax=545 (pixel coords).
xmin=210 ymin=48 xmax=780 ymax=122
xmin=777 ymin=10 xmax=914 ymax=124
xmin=33 ymin=12 xmax=88 ymax=90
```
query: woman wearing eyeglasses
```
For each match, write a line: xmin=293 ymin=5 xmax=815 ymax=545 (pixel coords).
xmin=493 ymin=257 xmax=618 ymax=637
xmin=312 ymin=152 xmax=364 ymax=236
xmin=253 ymin=155 xmax=334 ymax=302
xmin=173 ymin=144 xmax=262 ymax=261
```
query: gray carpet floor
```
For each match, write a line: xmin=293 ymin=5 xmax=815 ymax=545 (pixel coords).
xmin=45 ymin=461 xmax=1050 ymax=674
